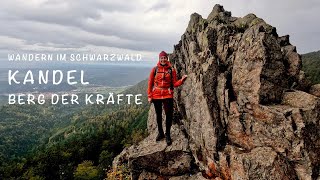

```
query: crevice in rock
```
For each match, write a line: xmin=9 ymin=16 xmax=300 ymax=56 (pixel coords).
xmin=216 ymin=129 xmax=228 ymax=153
xmin=196 ymin=148 xmax=203 ymax=162
xmin=226 ymin=72 xmax=236 ymax=102
xmin=239 ymin=113 xmax=247 ymax=132
xmin=302 ymin=123 xmax=320 ymax=179
xmin=207 ymin=28 xmax=217 ymax=55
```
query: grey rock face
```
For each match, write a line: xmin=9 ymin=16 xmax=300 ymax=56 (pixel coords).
xmin=112 ymin=4 xmax=320 ymax=180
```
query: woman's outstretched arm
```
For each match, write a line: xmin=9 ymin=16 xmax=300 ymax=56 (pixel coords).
xmin=172 ymin=69 xmax=187 ymax=87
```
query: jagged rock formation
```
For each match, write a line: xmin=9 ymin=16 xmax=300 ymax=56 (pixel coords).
xmin=113 ymin=4 xmax=320 ymax=180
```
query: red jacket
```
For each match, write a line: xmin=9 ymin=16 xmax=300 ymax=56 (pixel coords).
xmin=147 ymin=60 xmax=184 ymax=99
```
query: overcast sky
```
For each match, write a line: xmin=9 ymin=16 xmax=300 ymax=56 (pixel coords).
xmin=0 ymin=0 xmax=319 ymax=64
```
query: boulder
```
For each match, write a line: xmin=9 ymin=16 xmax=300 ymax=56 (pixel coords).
xmin=310 ymin=84 xmax=320 ymax=97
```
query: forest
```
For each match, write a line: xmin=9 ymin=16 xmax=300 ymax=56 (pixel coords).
xmin=0 ymin=79 xmax=149 ymax=179
xmin=302 ymin=50 xmax=320 ymax=84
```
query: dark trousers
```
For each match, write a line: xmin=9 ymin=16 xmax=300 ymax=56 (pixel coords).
xmin=153 ymin=98 xmax=173 ymax=136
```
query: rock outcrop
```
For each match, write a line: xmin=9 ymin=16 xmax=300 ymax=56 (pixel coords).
xmin=113 ymin=4 xmax=320 ymax=180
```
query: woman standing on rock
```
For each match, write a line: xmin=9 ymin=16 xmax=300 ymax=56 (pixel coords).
xmin=147 ymin=51 xmax=187 ymax=146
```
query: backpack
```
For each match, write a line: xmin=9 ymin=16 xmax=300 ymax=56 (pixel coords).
xmin=153 ymin=66 xmax=174 ymax=90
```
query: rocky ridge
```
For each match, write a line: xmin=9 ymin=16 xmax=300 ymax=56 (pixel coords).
xmin=113 ymin=4 xmax=320 ymax=180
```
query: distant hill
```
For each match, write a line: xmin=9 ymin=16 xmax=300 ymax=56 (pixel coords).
xmin=302 ymin=50 xmax=320 ymax=84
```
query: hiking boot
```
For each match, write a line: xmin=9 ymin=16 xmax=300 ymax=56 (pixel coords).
xmin=165 ymin=133 xmax=172 ymax=146
xmin=156 ymin=133 xmax=165 ymax=142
